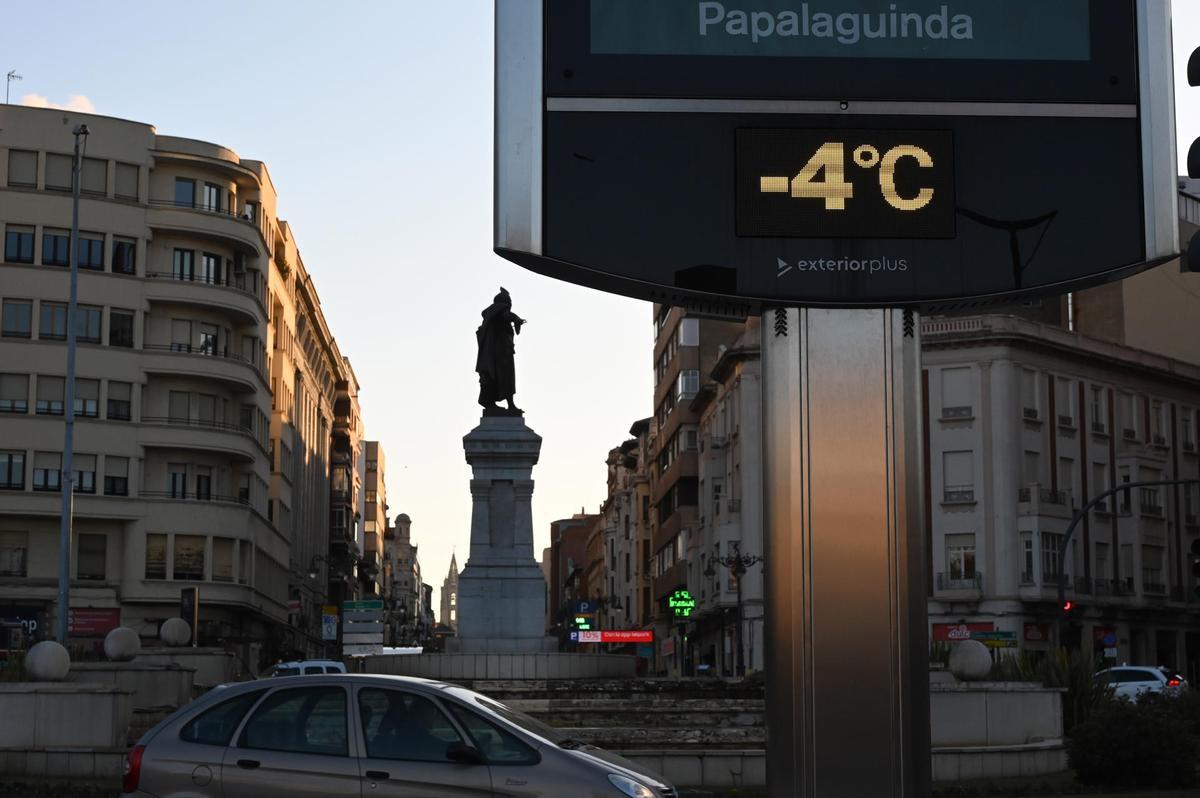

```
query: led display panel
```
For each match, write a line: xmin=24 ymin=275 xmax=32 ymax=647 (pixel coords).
xmin=495 ymin=0 xmax=1178 ymax=310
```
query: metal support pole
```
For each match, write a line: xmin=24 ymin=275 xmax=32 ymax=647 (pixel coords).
xmin=763 ymin=308 xmax=929 ymax=798
xmin=57 ymin=125 xmax=88 ymax=646
xmin=1054 ymin=478 xmax=1199 ymax=645
xmin=735 ymin=566 xmax=745 ymax=678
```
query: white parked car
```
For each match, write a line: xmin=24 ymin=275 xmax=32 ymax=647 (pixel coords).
xmin=262 ymin=659 xmax=347 ymax=677
xmin=1094 ymin=666 xmax=1187 ymax=701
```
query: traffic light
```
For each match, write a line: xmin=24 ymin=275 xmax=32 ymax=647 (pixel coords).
xmin=1189 ymin=538 xmax=1200 ymax=602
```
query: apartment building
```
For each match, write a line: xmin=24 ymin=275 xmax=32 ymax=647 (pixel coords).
xmin=0 ymin=105 xmax=356 ymax=668
xmin=649 ymin=306 xmax=743 ymax=674
xmin=386 ymin=512 xmax=425 ymax=644
xmin=359 ymin=441 xmax=388 ymax=598
xmin=690 ymin=317 xmax=764 ymax=678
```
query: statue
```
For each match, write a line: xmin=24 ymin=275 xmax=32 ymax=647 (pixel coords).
xmin=476 ymin=287 xmax=526 ymax=414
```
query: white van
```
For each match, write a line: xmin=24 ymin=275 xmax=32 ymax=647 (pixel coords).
xmin=262 ymin=659 xmax=347 ymax=677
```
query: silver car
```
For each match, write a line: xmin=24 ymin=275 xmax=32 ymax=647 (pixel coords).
xmin=121 ymin=673 xmax=676 ymax=798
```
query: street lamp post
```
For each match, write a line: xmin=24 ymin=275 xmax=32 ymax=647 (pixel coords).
xmin=56 ymin=124 xmax=89 ymax=646
xmin=705 ymin=541 xmax=763 ymax=678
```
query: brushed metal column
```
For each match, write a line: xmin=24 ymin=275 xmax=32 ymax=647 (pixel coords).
xmin=762 ymin=308 xmax=929 ymax=798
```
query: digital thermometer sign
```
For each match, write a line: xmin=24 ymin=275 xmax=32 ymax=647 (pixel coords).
xmin=736 ymin=129 xmax=955 ymax=238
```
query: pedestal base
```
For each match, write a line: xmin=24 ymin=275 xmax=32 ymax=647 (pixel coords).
xmin=455 ymin=563 xmax=548 ymax=648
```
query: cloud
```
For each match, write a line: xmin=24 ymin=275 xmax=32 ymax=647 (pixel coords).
xmin=19 ymin=93 xmax=95 ymax=113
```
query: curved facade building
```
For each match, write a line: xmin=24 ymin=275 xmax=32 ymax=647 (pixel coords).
xmin=0 ymin=106 xmax=355 ymax=669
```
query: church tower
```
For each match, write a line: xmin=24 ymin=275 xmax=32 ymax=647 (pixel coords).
xmin=440 ymin=553 xmax=460 ymax=633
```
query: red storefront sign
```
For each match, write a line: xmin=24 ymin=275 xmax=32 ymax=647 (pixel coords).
xmin=601 ymin=630 xmax=654 ymax=644
xmin=1023 ymin=623 xmax=1052 ymax=643
xmin=68 ymin=608 xmax=120 ymax=636
xmin=932 ymin=622 xmax=994 ymax=642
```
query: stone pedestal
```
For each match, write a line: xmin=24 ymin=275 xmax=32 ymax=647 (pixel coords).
xmin=453 ymin=415 xmax=555 ymax=653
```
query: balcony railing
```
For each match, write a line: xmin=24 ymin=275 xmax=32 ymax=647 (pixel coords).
xmin=143 ymin=344 xmax=264 ymax=379
xmin=1184 ymin=440 xmax=1196 ymax=453
xmin=1122 ymin=428 xmax=1137 ymax=441
xmin=141 ymin=416 xmax=254 ymax=437
xmin=1143 ymin=578 xmax=1167 ymax=596
xmin=1018 ymin=486 xmax=1069 ymax=506
xmin=1057 ymin=414 xmax=1076 ymax=428
xmin=943 ymin=487 xmax=975 ymax=504
xmin=1023 ymin=407 xmax=1040 ymax=421
xmin=941 ymin=406 xmax=972 ymax=420
xmin=149 ymin=197 xmax=257 ymax=223
xmin=936 ymin=572 xmax=982 ymax=591
xmin=1152 ymin=434 xmax=1168 ymax=447
xmin=727 ymin=498 xmax=742 ymax=513
xmin=1091 ymin=421 xmax=1108 ymax=435
xmin=1094 ymin=578 xmax=1113 ymax=595
xmin=141 ymin=490 xmax=250 ymax=506
xmin=1019 ymin=571 xmax=1035 ymax=585
xmin=146 ymin=270 xmax=261 ymax=302
xmin=1075 ymin=577 xmax=1093 ymax=594
xmin=1093 ymin=500 xmax=1111 ymax=514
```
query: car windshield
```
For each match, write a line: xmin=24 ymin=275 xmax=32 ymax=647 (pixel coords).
xmin=447 ymin=687 xmax=567 ymax=744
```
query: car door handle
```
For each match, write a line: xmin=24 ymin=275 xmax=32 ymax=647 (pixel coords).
xmin=505 ymin=778 xmax=527 ymax=786
xmin=365 ymin=770 xmax=390 ymax=781
xmin=236 ymin=759 xmax=260 ymax=770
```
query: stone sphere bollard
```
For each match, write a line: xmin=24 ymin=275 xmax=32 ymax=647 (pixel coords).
xmin=949 ymin=639 xmax=993 ymax=681
xmin=104 ymin=627 xmax=141 ymax=662
xmin=24 ymin=640 xmax=71 ymax=681
xmin=160 ymin=618 xmax=192 ymax=647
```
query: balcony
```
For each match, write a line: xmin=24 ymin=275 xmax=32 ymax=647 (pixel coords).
xmin=1139 ymin=489 xmax=1165 ymax=518
xmin=941 ymin=406 xmax=973 ymax=421
xmin=1091 ymin=421 xmax=1108 ymax=436
xmin=144 ymin=270 xmax=264 ymax=322
xmin=1074 ymin=577 xmax=1093 ymax=594
xmin=147 ymin=198 xmax=265 ymax=255
xmin=1093 ymin=500 xmax=1112 ymax=515
xmin=1122 ymin=428 xmax=1138 ymax=441
xmin=727 ymin=498 xmax=742 ymax=513
xmin=1057 ymin=414 xmax=1076 ymax=430
xmin=1184 ymin=440 xmax=1196 ymax=454
xmin=141 ymin=490 xmax=250 ymax=506
xmin=935 ymin=571 xmax=983 ymax=600
xmin=652 ymin=559 xmax=688 ymax=602
xmin=142 ymin=344 xmax=264 ymax=392
xmin=1094 ymin=578 xmax=1113 ymax=596
xmin=140 ymin=415 xmax=262 ymax=462
xmin=1152 ymin=434 xmax=1168 ymax=448
xmin=1018 ymin=485 xmax=1073 ymax=519
xmin=1022 ymin=407 xmax=1041 ymax=423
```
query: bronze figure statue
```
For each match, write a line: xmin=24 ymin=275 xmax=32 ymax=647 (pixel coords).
xmin=476 ymin=287 xmax=526 ymax=415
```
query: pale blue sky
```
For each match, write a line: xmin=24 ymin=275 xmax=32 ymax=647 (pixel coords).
xmin=5 ymin=1 xmax=1200 ymax=614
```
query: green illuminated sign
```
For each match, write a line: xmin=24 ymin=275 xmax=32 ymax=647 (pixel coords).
xmin=669 ymin=589 xmax=697 ymax=618
xmin=574 ymin=615 xmax=593 ymax=631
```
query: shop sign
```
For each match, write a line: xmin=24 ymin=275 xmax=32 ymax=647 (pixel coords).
xmin=931 ymin=622 xmax=993 ymax=642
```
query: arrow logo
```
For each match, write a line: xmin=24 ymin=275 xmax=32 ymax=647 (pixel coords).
xmin=777 ymin=257 xmax=792 ymax=277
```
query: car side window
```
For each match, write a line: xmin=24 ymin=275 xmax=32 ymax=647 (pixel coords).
xmin=358 ymin=689 xmax=463 ymax=762
xmin=303 ymin=666 xmax=322 ymax=675
xmin=1108 ymin=669 xmax=1132 ymax=683
xmin=445 ymin=702 xmax=539 ymax=765
xmin=240 ymin=686 xmax=348 ymax=756
xmin=180 ymin=690 xmax=266 ymax=746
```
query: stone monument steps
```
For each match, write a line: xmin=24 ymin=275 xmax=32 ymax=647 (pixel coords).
xmin=504 ymin=697 xmax=766 ymax=713
xmin=552 ymin=725 xmax=768 ymax=751
xmin=470 ymin=678 xmax=766 ymax=702
xmin=527 ymin=707 xmax=764 ymax=729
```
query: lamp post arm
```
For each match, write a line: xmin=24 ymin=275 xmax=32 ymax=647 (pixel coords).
xmin=1055 ymin=478 xmax=1200 ymax=625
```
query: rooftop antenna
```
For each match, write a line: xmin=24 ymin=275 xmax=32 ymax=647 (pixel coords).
xmin=5 ymin=70 xmax=22 ymax=105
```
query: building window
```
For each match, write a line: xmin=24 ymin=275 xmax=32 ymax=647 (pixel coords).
xmin=36 ymin=376 xmax=64 ymax=416
xmin=40 ymin=302 xmax=67 ymax=340
xmin=74 ymin=378 xmax=99 ymax=417
xmin=942 ymin=450 xmax=974 ymax=502
xmin=145 ymin=534 xmax=167 ymax=579
xmin=109 ymin=309 xmax=134 ymax=347
xmin=199 ymin=253 xmax=222 ymax=285
xmin=104 ymin=456 xmax=129 ymax=496
xmin=170 ymin=318 xmax=192 ymax=352
xmin=213 ymin=538 xmax=235 ymax=583
xmin=0 ymin=374 xmax=29 ymax=413
xmin=77 ymin=534 xmax=106 ymax=580
xmin=202 ymin=183 xmax=222 ymax=212
xmin=42 ymin=229 xmax=70 ymax=266
xmin=1 ymin=299 xmax=32 ymax=337
xmin=7 ymin=149 xmax=36 ymax=187
xmin=1041 ymin=532 xmax=1064 ymax=581
xmin=169 ymin=463 xmax=187 ymax=499
xmin=678 ymin=317 xmax=699 ymax=346
xmin=0 ymin=451 xmax=24 ymax=490
xmin=201 ymin=325 xmax=218 ymax=356
xmin=81 ymin=157 xmax=106 ymax=196
xmin=940 ymin=367 xmax=971 ymax=417
xmin=115 ymin=162 xmax=139 ymax=200
xmin=1020 ymin=533 xmax=1035 ymax=583
xmin=677 ymin=369 xmax=700 ymax=401
xmin=1090 ymin=385 xmax=1107 ymax=429
xmin=1020 ymin=368 xmax=1039 ymax=418
xmin=195 ymin=466 xmax=212 ymax=501
xmin=946 ymin=534 xmax=976 ymax=582
xmin=44 ymin=153 xmax=72 ymax=190
xmin=33 ymin=451 xmax=62 ymax=491
xmin=1055 ymin=377 xmax=1075 ymax=424
xmin=77 ymin=234 xmax=104 ymax=270
xmin=106 ymin=381 xmax=132 ymax=421
xmin=238 ymin=474 xmax=251 ymax=504
xmin=75 ymin=305 xmax=102 ymax=344
xmin=5 ymin=225 xmax=34 ymax=263
xmin=174 ymin=535 xmax=205 ymax=581
xmin=168 ymin=391 xmax=190 ymax=422
xmin=174 ymin=178 xmax=195 ymax=208
xmin=112 ymin=238 xmax=136 ymax=274
xmin=173 ymin=249 xmax=194 ymax=281
xmin=0 ymin=532 xmax=27 ymax=577
xmin=73 ymin=453 xmax=96 ymax=494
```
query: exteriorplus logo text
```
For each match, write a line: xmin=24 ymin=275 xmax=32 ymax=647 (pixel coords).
xmin=777 ymin=257 xmax=909 ymax=277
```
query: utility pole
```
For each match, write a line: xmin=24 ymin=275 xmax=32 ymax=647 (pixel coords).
xmin=57 ymin=124 xmax=89 ymax=645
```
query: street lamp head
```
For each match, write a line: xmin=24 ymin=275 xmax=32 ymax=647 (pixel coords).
xmin=73 ymin=124 xmax=90 ymax=137
xmin=703 ymin=561 xmax=717 ymax=578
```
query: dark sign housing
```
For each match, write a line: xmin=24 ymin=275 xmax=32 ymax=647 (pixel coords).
xmin=496 ymin=0 xmax=1178 ymax=311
